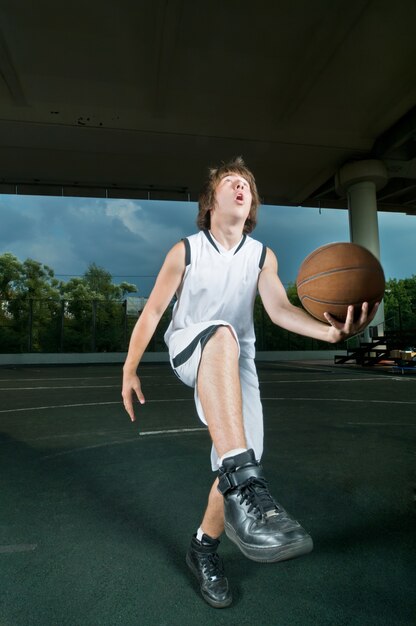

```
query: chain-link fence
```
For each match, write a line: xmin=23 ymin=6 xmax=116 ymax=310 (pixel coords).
xmin=0 ymin=297 xmax=350 ymax=354
xmin=0 ymin=298 xmax=164 ymax=354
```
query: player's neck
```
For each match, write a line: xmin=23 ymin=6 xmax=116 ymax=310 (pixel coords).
xmin=209 ymin=223 xmax=244 ymax=251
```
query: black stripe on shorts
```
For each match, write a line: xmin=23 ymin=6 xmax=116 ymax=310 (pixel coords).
xmin=172 ymin=324 xmax=223 ymax=369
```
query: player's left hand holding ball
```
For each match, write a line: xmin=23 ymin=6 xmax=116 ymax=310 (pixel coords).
xmin=324 ymin=301 xmax=379 ymax=343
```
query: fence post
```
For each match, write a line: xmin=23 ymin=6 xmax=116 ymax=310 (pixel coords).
xmin=60 ymin=301 xmax=65 ymax=352
xmin=123 ymin=299 xmax=128 ymax=349
xmin=28 ymin=298 xmax=33 ymax=352
xmin=91 ymin=300 xmax=97 ymax=352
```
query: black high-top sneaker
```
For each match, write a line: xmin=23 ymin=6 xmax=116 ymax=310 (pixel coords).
xmin=186 ymin=534 xmax=232 ymax=608
xmin=218 ymin=449 xmax=313 ymax=563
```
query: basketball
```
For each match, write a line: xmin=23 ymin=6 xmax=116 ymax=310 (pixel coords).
xmin=296 ymin=242 xmax=385 ymax=323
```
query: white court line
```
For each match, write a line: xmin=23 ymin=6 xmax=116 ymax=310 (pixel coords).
xmin=0 ymin=376 xmax=118 ymax=382
xmin=41 ymin=427 xmax=206 ymax=460
xmin=28 ymin=430 xmax=123 ymax=442
xmin=346 ymin=422 xmax=416 ymax=426
xmin=0 ymin=544 xmax=38 ymax=554
xmin=2 ymin=393 xmax=416 ymax=416
xmin=0 ymin=401 xmax=121 ymax=414
xmin=1 ymin=382 xmax=182 ymax=391
xmin=0 ymin=398 xmax=192 ymax=414
xmin=261 ymin=396 xmax=416 ymax=405
xmin=259 ymin=376 xmax=384 ymax=384
xmin=0 ymin=376 xmax=392 ymax=392
xmin=40 ymin=406 xmax=415 ymax=461
xmin=1 ymin=385 xmax=120 ymax=391
xmin=41 ymin=438 xmax=139 ymax=459
xmin=138 ymin=427 xmax=206 ymax=436
xmin=0 ymin=374 xmax=170 ymax=383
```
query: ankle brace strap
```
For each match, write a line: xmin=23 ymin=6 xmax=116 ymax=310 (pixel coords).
xmin=217 ymin=463 xmax=264 ymax=496
xmin=221 ymin=448 xmax=256 ymax=470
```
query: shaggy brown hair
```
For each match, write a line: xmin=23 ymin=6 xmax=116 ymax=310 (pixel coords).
xmin=197 ymin=157 xmax=261 ymax=234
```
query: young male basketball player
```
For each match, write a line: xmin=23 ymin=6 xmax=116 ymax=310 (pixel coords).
xmin=122 ymin=157 xmax=377 ymax=608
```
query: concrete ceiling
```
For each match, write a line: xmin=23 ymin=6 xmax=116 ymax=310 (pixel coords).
xmin=0 ymin=0 xmax=416 ymax=214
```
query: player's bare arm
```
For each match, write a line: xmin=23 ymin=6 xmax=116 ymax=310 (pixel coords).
xmin=122 ymin=241 xmax=186 ymax=421
xmin=258 ymin=248 xmax=378 ymax=343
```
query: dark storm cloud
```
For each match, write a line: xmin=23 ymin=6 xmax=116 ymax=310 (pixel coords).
xmin=379 ymin=212 xmax=416 ymax=280
xmin=255 ymin=205 xmax=350 ymax=285
xmin=0 ymin=198 xmax=38 ymax=245
xmin=0 ymin=194 xmax=414 ymax=297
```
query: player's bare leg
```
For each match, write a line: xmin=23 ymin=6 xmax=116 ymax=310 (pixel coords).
xmin=197 ymin=325 xmax=246 ymax=456
xmin=198 ymin=326 xmax=312 ymax=564
xmin=186 ymin=326 xmax=241 ymax=608
xmin=200 ymin=478 xmax=224 ymax=538
xmin=186 ymin=324 xmax=312 ymax=609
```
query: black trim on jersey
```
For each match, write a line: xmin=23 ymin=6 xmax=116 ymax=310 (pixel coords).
xmin=203 ymin=229 xmax=247 ymax=255
xmin=172 ymin=324 xmax=223 ymax=368
xmin=203 ymin=229 xmax=220 ymax=253
xmin=259 ymin=245 xmax=267 ymax=269
xmin=182 ymin=238 xmax=191 ymax=266
xmin=233 ymin=234 xmax=247 ymax=255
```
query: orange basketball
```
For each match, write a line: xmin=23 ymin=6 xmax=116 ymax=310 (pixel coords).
xmin=296 ymin=242 xmax=385 ymax=323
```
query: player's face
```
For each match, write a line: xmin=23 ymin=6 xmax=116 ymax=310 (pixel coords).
xmin=213 ymin=174 xmax=252 ymax=225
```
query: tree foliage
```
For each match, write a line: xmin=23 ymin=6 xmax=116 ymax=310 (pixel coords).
xmin=0 ymin=253 xmax=137 ymax=353
xmin=254 ymin=276 xmax=416 ymax=351
xmin=1 ymin=251 xmax=415 ymax=353
xmin=254 ymin=281 xmax=332 ymax=351
xmin=0 ymin=252 xmax=23 ymax=298
xmin=383 ymin=276 xmax=416 ymax=331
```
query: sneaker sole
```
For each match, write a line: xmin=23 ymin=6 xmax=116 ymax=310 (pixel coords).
xmin=185 ymin=553 xmax=232 ymax=608
xmin=224 ymin=522 xmax=313 ymax=563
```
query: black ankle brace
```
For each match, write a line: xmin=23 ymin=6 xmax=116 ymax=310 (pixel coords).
xmin=217 ymin=449 xmax=265 ymax=496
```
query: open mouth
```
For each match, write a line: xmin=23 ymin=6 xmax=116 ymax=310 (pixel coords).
xmin=236 ymin=193 xmax=244 ymax=202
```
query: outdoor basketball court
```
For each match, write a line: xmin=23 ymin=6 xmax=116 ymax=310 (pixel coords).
xmin=1 ymin=360 xmax=415 ymax=625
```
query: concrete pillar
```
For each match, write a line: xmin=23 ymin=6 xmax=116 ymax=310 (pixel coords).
xmin=335 ymin=160 xmax=388 ymax=338
xmin=347 ymin=181 xmax=380 ymax=257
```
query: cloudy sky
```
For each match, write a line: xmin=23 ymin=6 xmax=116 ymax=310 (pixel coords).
xmin=1 ymin=193 xmax=415 ymax=296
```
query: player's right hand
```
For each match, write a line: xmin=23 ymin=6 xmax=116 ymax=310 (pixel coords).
xmin=121 ymin=373 xmax=145 ymax=422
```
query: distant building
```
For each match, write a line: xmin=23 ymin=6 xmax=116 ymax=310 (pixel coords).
xmin=126 ymin=296 xmax=147 ymax=316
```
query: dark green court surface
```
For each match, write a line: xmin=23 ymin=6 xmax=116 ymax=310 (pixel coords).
xmin=1 ymin=361 xmax=415 ymax=625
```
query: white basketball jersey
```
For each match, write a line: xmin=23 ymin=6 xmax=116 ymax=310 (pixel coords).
xmin=164 ymin=230 xmax=266 ymax=359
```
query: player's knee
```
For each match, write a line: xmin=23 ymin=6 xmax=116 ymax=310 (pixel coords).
xmin=211 ymin=325 xmax=238 ymax=350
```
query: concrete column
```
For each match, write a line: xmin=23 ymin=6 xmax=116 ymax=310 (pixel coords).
xmin=347 ymin=181 xmax=380 ymax=257
xmin=335 ymin=160 xmax=388 ymax=338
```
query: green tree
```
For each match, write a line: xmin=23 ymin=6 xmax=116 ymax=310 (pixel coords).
xmin=59 ymin=277 xmax=97 ymax=351
xmin=21 ymin=259 xmax=61 ymax=351
xmin=0 ymin=253 xmax=24 ymax=351
xmin=0 ymin=253 xmax=23 ymax=298
xmin=82 ymin=263 xmax=136 ymax=300
xmin=60 ymin=264 xmax=137 ymax=352
xmin=253 ymin=281 xmax=345 ymax=351
xmin=83 ymin=263 xmax=116 ymax=300
xmin=384 ymin=276 xmax=416 ymax=332
xmin=0 ymin=254 xmax=139 ymax=353
xmin=0 ymin=255 xmax=62 ymax=352
xmin=286 ymin=282 xmax=301 ymax=307
xmin=20 ymin=258 xmax=60 ymax=299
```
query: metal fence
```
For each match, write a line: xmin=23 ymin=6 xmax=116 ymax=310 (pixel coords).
xmin=1 ymin=298 xmax=138 ymax=354
xmin=0 ymin=297 xmax=351 ymax=354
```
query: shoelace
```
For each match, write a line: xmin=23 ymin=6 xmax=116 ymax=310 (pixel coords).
xmin=237 ymin=476 xmax=281 ymax=519
xmin=200 ymin=552 xmax=224 ymax=579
